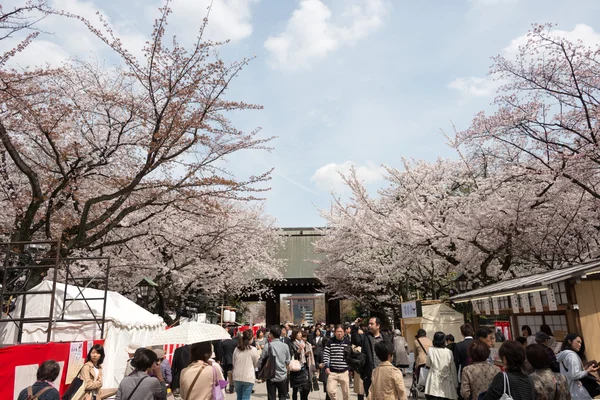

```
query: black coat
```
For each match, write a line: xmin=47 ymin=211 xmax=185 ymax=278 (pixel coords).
xmin=310 ymin=335 xmax=325 ymax=364
xmin=352 ymin=330 xmax=391 ymax=382
xmin=171 ymin=344 xmax=191 ymax=391
xmin=222 ymin=338 xmax=237 ymax=365
xmin=454 ymin=338 xmax=473 ymax=372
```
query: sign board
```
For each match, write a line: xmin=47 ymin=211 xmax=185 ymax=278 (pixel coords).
xmin=472 ymin=300 xmax=480 ymax=315
xmin=532 ymin=291 xmax=544 ymax=312
xmin=483 ymin=298 xmax=491 ymax=315
xmin=401 ymin=300 xmax=422 ymax=319
xmin=492 ymin=297 xmax=500 ymax=315
xmin=511 ymin=295 xmax=520 ymax=314
xmin=520 ymin=293 xmax=531 ymax=313
xmin=546 ymin=288 xmax=558 ymax=311
xmin=65 ymin=342 xmax=83 ymax=384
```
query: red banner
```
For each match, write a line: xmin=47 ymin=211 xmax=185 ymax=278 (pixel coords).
xmin=0 ymin=340 xmax=103 ymax=399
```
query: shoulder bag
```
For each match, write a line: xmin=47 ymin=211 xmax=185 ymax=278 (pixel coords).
xmin=416 ymin=339 xmax=430 ymax=387
xmin=126 ymin=376 xmax=148 ymax=400
xmin=499 ymin=372 xmax=514 ymax=400
xmin=258 ymin=343 xmax=277 ymax=381
xmin=184 ymin=365 xmax=207 ymax=400
xmin=561 ymin=361 xmax=600 ymax=398
xmin=212 ymin=366 xmax=226 ymax=400
xmin=25 ymin=386 xmax=52 ymax=400
xmin=61 ymin=367 xmax=85 ymax=400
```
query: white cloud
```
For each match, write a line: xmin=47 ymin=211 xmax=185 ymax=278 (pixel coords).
xmin=264 ymin=0 xmax=390 ymax=71
xmin=449 ymin=24 xmax=600 ymax=98
xmin=447 ymin=76 xmax=502 ymax=97
xmin=311 ymin=161 xmax=385 ymax=192
xmin=166 ymin=0 xmax=256 ymax=43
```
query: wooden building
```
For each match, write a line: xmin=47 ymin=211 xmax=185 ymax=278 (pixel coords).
xmin=450 ymin=260 xmax=600 ymax=361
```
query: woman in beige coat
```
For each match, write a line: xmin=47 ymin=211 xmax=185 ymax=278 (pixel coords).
xmin=181 ymin=342 xmax=225 ymax=400
xmin=80 ymin=344 xmax=104 ymax=400
xmin=424 ymin=332 xmax=458 ymax=400
xmin=370 ymin=340 xmax=407 ymax=400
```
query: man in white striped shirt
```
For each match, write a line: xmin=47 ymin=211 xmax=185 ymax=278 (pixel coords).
xmin=323 ymin=325 xmax=351 ymax=400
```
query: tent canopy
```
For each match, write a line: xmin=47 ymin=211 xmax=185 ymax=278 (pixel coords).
xmin=402 ymin=303 xmax=464 ymax=351
xmin=0 ymin=281 xmax=165 ymax=388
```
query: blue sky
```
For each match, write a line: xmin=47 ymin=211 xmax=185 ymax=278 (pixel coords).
xmin=6 ymin=0 xmax=600 ymax=227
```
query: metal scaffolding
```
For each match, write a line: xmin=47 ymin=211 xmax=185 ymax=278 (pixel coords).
xmin=0 ymin=240 xmax=110 ymax=344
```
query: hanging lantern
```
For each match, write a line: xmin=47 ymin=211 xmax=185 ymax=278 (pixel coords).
xmin=230 ymin=311 xmax=236 ymax=323
xmin=223 ymin=309 xmax=231 ymax=323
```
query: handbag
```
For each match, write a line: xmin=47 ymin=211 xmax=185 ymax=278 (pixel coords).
xmin=62 ymin=367 xmax=85 ymax=400
xmin=499 ymin=372 xmax=514 ymax=400
xmin=289 ymin=359 xmax=302 ymax=372
xmin=258 ymin=344 xmax=276 ymax=381
xmin=312 ymin=374 xmax=320 ymax=391
xmin=212 ymin=366 xmax=226 ymax=400
xmin=416 ymin=339 xmax=429 ymax=387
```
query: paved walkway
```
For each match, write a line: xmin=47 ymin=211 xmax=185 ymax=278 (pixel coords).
xmin=220 ymin=374 xmax=415 ymax=399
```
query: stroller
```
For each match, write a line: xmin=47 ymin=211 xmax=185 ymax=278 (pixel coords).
xmin=409 ymin=363 xmax=426 ymax=400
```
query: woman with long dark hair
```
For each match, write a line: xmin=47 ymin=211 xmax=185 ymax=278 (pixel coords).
xmin=557 ymin=333 xmax=600 ymax=399
xmin=290 ymin=329 xmax=310 ymax=400
xmin=482 ymin=340 xmax=535 ymax=400
xmin=232 ymin=329 xmax=259 ymax=400
xmin=81 ymin=344 xmax=104 ymax=400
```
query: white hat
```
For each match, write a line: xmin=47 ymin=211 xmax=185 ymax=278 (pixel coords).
xmin=394 ymin=329 xmax=401 ymax=336
xmin=125 ymin=343 xmax=140 ymax=354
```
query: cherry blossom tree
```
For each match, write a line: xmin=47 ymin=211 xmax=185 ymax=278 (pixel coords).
xmin=0 ymin=2 xmax=274 ymax=293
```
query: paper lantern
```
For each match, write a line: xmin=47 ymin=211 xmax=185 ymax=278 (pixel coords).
xmin=223 ymin=309 xmax=231 ymax=323
xmin=230 ymin=311 xmax=236 ymax=323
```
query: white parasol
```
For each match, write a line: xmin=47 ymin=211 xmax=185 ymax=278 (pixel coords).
xmin=149 ymin=322 xmax=231 ymax=345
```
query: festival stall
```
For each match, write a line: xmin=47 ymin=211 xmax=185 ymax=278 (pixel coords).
xmin=0 ymin=281 xmax=165 ymax=390
xmin=401 ymin=302 xmax=464 ymax=353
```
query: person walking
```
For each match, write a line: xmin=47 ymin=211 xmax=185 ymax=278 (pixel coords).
xmin=557 ymin=333 xmax=600 ymax=399
xmin=324 ymin=324 xmax=352 ymax=400
xmin=310 ymin=327 xmax=325 ymax=366
xmin=481 ymin=340 xmax=535 ymax=400
xmin=460 ymin=340 xmax=500 ymax=400
xmin=80 ymin=344 xmax=105 ymax=400
xmin=180 ymin=341 xmax=225 ymax=400
xmin=352 ymin=317 xmax=392 ymax=398
xmin=115 ymin=348 xmax=167 ymax=400
xmin=17 ymin=360 xmax=61 ymax=400
xmin=233 ymin=329 xmax=259 ymax=400
xmin=526 ymin=344 xmax=571 ymax=400
xmin=222 ymin=329 xmax=238 ymax=394
xmin=290 ymin=329 xmax=311 ymax=400
xmin=171 ymin=344 xmax=190 ymax=393
xmin=393 ymin=329 xmax=410 ymax=375
xmin=369 ymin=340 xmax=408 ymax=400
xmin=424 ymin=332 xmax=458 ymax=400
xmin=260 ymin=325 xmax=291 ymax=400
xmin=454 ymin=323 xmax=475 ymax=399
xmin=414 ymin=328 xmax=433 ymax=390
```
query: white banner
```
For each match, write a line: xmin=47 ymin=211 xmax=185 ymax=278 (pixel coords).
xmin=520 ymin=293 xmax=531 ymax=313
xmin=483 ymin=298 xmax=491 ymax=315
xmin=547 ymin=288 xmax=558 ymax=311
xmin=511 ymin=295 xmax=520 ymax=314
xmin=532 ymin=291 xmax=544 ymax=312
xmin=472 ymin=300 xmax=480 ymax=314
xmin=65 ymin=342 xmax=83 ymax=384
xmin=492 ymin=297 xmax=500 ymax=315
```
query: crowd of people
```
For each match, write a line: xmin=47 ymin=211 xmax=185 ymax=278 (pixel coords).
xmin=17 ymin=319 xmax=600 ymax=400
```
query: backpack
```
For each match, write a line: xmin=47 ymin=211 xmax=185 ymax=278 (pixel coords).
xmin=25 ymin=386 xmax=52 ymax=400
xmin=344 ymin=345 xmax=366 ymax=373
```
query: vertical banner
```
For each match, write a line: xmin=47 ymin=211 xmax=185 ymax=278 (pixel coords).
xmin=532 ymin=291 xmax=544 ymax=312
xmin=547 ymin=288 xmax=558 ymax=311
xmin=520 ymin=293 xmax=531 ymax=313
xmin=492 ymin=297 xmax=500 ymax=315
xmin=511 ymin=295 xmax=520 ymax=314
xmin=472 ymin=300 xmax=480 ymax=314
xmin=483 ymin=298 xmax=491 ymax=315
xmin=65 ymin=342 xmax=83 ymax=384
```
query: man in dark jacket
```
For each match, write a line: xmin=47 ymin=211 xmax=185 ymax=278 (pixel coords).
xmin=453 ymin=323 xmax=474 ymax=399
xmin=222 ymin=328 xmax=238 ymax=394
xmin=171 ymin=344 xmax=190 ymax=392
xmin=351 ymin=317 xmax=391 ymax=397
xmin=17 ymin=360 xmax=60 ymax=400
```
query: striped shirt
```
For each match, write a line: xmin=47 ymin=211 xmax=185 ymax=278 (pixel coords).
xmin=323 ymin=336 xmax=351 ymax=372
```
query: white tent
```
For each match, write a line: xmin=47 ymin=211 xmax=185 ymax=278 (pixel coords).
xmin=0 ymin=281 xmax=165 ymax=388
xmin=402 ymin=303 xmax=464 ymax=352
